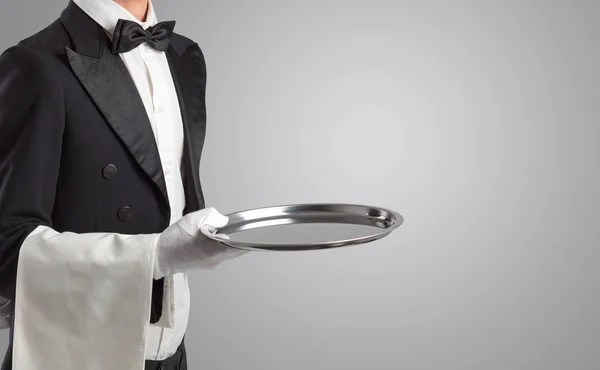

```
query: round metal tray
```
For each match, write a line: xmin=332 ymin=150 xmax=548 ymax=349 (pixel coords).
xmin=200 ymin=203 xmax=403 ymax=251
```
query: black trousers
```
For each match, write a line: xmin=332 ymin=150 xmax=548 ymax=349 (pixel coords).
xmin=145 ymin=340 xmax=187 ymax=370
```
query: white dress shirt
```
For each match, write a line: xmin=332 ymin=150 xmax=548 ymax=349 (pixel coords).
xmin=52 ymin=0 xmax=189 ymax=361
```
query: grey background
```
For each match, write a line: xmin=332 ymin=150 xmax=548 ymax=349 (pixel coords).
xmin=1 ymin=0 xmax=600 ymax=369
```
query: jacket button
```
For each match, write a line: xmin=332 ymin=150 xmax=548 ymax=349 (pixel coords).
xmin=118 ymin=206 xmax=133 ymax=221
xmin=102 ymin=164 xmax=118 ymax=180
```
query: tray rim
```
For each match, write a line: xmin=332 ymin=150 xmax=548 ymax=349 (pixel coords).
xmin=200 ymin=202 xmax=403 ymax=251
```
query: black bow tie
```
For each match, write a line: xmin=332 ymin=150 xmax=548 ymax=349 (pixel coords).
xmin=111 ymin=19 xmax=176 ymax=54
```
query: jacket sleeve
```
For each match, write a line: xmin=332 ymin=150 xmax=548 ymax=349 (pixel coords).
xmin=0 ymin=45 xmax=65 ymax=300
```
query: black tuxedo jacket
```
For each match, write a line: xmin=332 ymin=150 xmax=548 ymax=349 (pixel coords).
xmin=0 ymin=1 xmax=207 ymax=367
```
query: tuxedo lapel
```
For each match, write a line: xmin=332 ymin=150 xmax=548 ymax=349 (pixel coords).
xmin=60 ymin=1 xmax=169 ymax=206
xmin=166 ymin=41 xmax=207 ymax=213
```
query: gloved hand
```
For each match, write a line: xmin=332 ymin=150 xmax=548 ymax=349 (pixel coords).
xmin=153 ymin=207 xmax=249 ymax=279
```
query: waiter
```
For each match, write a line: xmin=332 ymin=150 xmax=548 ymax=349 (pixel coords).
xmin=0 ymin=0 xmax=249 ymax=369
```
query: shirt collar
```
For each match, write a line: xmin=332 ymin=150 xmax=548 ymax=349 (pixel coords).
xmin=73 ymin=0 xmax=158 ymax=39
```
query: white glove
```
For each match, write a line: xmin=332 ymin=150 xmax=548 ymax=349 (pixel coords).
xmin=153 ymin=207 xmax=249 ymax=279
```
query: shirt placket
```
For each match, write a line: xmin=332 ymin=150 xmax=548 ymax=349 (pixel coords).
xmin=140 ymin=45 xmax=178 ymax=226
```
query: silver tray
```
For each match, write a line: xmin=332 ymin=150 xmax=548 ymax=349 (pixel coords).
xmin=200 ymin=203 xmax=403 ymax=251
